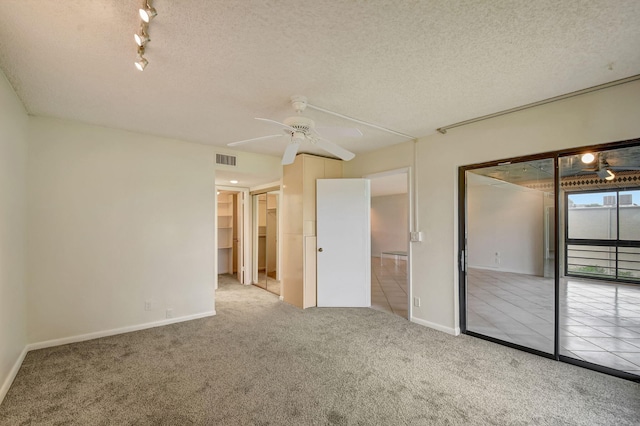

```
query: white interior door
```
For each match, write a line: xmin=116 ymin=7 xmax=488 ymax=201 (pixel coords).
xmin=317 ymin=179 xmax=371 ymax=307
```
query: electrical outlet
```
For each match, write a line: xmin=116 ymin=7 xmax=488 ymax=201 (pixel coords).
xmin=413 ymin=297 xmax=421 ymax=307
xmin=166 ymin=308 xmax=173 ymax=319
xmin=410 ymin=231 xmax=423 ymax=242
xmin=144 ymin=301 xmax=152 ymax=311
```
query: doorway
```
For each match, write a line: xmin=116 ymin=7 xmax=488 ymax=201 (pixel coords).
xmin=366 ymin=169 xmax=411 ymax=319
xmin=216 ymin=187 xmax=249 ymax=288
xmin=253 ymin=190 xmax=280 ymax=296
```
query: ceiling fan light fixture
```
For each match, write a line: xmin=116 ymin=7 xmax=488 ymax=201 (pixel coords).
xmin=291 ymin=131 xmax=306 ymax=144
xmin=605 ymin=169 xmax=615 ymax=181
xmin=581 ymin=153 xmax=596 ymax=164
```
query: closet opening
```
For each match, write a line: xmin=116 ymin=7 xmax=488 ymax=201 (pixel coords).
xmin=216 ymin=188 xmax=248 ymax=287
xmin=252 ymin=189 xmax=280 ymax=296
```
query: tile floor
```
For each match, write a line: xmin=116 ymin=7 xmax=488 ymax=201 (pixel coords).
xmin=467 ymin=268 xmax=640 ymax=376
xmin=371 ymin=256 xmax=408 ymax=318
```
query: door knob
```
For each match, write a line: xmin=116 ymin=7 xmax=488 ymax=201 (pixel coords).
xmin=318 ymin=248 xmax=323 ymax=252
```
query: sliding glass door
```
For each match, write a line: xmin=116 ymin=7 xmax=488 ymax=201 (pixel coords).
xmin=558 ymin=147 xmax=640 ymax=378
xmin=460 ymin=140 xmax=640 ymax=381
xmin=462 ymin=158 xmax=555 ymax=355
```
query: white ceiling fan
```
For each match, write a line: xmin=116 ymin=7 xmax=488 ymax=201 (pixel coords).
xmin=227 ymin=95 xmax=362 ymax=165
xmin=581 ymin=152 xmax=640 ymax=180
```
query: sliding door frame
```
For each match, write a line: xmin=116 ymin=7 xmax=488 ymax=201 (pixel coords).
xmin=458 ymin=137 xmax=640 ymax=382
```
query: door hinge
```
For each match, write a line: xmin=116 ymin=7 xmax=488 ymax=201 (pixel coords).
xmin=460 ymin=250 xmax=465 ymax=272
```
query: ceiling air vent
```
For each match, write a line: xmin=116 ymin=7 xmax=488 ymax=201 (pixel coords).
xmin=216 ymin=153 xmax=237 ymax=166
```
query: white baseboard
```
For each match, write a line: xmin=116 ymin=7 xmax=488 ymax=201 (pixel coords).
xmin=0 ymin=346 xmax=28 ymax=405
xmin=410 ymin=316 xmax=460 ymax=336
xmin=26 ymin=311 xmax=216 ymax=352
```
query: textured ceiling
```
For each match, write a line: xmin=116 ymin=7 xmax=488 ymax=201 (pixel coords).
xmin=1 ymin=1 xmax=639 ymax=167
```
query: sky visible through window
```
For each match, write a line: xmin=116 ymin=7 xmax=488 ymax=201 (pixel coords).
xmin=569 ymin=190 xmax=640 ymax=206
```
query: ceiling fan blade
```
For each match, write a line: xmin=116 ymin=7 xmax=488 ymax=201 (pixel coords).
xmin=281 ymin=143 xmax=300 ymax=165
xmin=315 ymin=126 xmax=363 ymax=139
xmin=227 ymin=134 xmax=282 ymax=147
xmin=255 ymin=117 xmax=296 ymax=132
xmin=315 ymin=138 xmax=355 ymax=161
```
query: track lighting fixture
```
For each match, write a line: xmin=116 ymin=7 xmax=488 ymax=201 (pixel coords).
xmin=139 ymin=1 xmax=157 ymax=23
xmin=135 ymin=47 xmax=148 ymax=71
xmin=133 ymin=1 xmax=156 ymax=71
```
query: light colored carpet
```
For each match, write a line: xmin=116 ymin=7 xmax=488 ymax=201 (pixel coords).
xmin=1 ymin=274 xmax=639 ymax=425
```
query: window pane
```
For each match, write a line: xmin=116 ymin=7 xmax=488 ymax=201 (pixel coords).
xmin=466 ymin=158 xmax=554 ymax=354
xmin=567 ymin=192 xmax=617 ymax=240
xmin=619 ymin=190 xmax=640 ymax=241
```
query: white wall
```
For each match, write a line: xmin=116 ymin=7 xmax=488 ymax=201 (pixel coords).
xmin=371 ymin=194 xmax=409 ymax=257
xmin=414 ymin=80 xmax=640 ymax=334
xmin=0 ymin=71 xmax=29 ymax=402
xmin=467 ymin=176 xmax=544 ymax=275
xmin=27 ymin=117 xmax=217 ymax=344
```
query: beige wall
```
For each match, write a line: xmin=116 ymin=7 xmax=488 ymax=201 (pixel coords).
xmin=27 ymin=117 xmax=218 ymax=343
xmin=0 ymin=71 xmax=29 ymax=401
xmin=371 ymin=194 xmax=409 ymax=257
xmin=344 ymin=140 xmax=415 ymax=178
xmin=467 ymin=176 xmax=544 ymax=275
xmin=345 ymin=80 xmax=640 ymax=335
xmin=415 ymin=80 xmax=640 ymax=334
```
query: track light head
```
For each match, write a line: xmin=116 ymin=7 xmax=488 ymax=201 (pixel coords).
xmin=139 ymin=6 xmax=157 ymax=23
xmin=135 ymin=57 xmax=148 ymax=71
xmin=135 ymin=47 xmax=148 ymax=71
xmin=134 ymin=29 xmax=150 ymax=47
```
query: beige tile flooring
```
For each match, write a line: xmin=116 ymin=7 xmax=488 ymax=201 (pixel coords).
xmin=371 ymin=256 xmax=409 ymax=318
xmin=249 ymin=257 xmax=409 ymax=317
xmin=467 ymin=268 xmax=640 ymax=376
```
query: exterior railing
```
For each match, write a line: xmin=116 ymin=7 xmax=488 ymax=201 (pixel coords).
xmin=566 ymin=242 xmax=640 ymax=283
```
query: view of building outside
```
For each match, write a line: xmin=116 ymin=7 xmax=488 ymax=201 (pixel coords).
xmin=567 ymin=190 xmax=640 ymax=281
